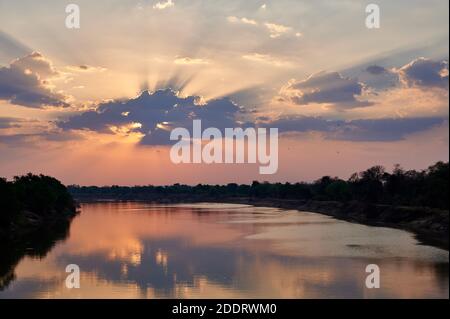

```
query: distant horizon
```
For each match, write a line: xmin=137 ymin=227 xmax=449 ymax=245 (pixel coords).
xmin=4 ymin=159 xmax=447 ymax=187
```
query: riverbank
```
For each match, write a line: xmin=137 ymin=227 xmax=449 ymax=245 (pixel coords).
xmin=220 ymin=198 xmax=449 ymax=250
xmin=0 ymin=208 xmax=78 ymax=241
xmin=0 ymin=172 xmax=79 ymax=242
xmin=73 ymin=193 xmax=449 ymax=250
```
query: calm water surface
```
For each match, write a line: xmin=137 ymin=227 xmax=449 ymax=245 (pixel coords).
xmin=0 ymin=202 xmax=448 ymax=298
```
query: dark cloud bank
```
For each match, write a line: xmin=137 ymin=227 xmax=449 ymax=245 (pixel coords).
xmin=56 ymin=89 xmax=447 ymax=145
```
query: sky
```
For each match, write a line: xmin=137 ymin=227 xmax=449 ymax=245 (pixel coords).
xmin=0 ymin=0 xmax=449 ymax=185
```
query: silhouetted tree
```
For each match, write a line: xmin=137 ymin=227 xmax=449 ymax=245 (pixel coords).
xmin=0 ymin=174 xmax=76 ymax=232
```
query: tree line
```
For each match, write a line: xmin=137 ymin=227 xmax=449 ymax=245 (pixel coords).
xmin=69 ymin=161 xmax=449 ymax=210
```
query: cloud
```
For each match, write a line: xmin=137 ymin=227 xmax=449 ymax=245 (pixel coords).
xmin=328 ymin=117 xmax=447 ymax=141
xmin=174 ymin=57 xmax=209 ymax=65
xmin=227 ymin=16 xmax=258 ymax=26
xmin=0 ymin=130 xmax=81 ymax=147
xmin=0 ymin=117 xmax=22 ymax=129
xmin=226 ymin=17 xmax=300 ymax=39
xmin=398 ymin=58 xmax=448 ymax=88
xmin=55 ymin=87 xmax=447 ymax=145
xmin=264 ymin=23 xmax=292 ymax=38
xmin=153 ymin=0 xmax=174 ymax=10
xmin=366 ymin=65 xmax=388 ymax=75
xmin=0 ymin=116 xmax=82 ymax=147
xmin=0 ymin=52 xmax=69 ymax=108
xmin=277 ymin=72 xmax=371 ymax=108
xmin=266 ymin=116 xmax=447 ymax=141
xmin=275 ymin=57 xmax=449 ymax=111
xmin=58 ymin=89 xmax=242 ymax=145
xmin=66 ymin=64 xmax=107 ymax=73
xmin=242 ymin=53 xmax=291 ymax=67
xmin=358 ymin=65 xmax=400 ymax=91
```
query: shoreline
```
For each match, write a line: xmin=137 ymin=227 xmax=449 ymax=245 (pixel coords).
xmin=74 ymin=196 xmax=449 ymax=250
xmin=0 ymin=208 xmax=79 ymax=242
xmin=222 ymin=198 xmax=449 ymax=250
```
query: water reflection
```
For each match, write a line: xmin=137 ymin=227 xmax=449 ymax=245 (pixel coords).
xmin=0 ymin=218 xmax=72 ymax=291
xmin=0 ymin=202 xmax=448 ymax=298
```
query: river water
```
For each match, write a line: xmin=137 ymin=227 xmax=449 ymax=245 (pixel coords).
xmin=0 ymin=202 xmax=448 ymax=298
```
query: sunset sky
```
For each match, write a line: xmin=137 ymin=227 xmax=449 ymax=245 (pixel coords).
xmin=0 ymin=0 xmax=448 ymax=185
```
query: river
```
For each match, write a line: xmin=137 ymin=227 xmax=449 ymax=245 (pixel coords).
xmin=0 ymin=202 xmax=448 ymax=298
